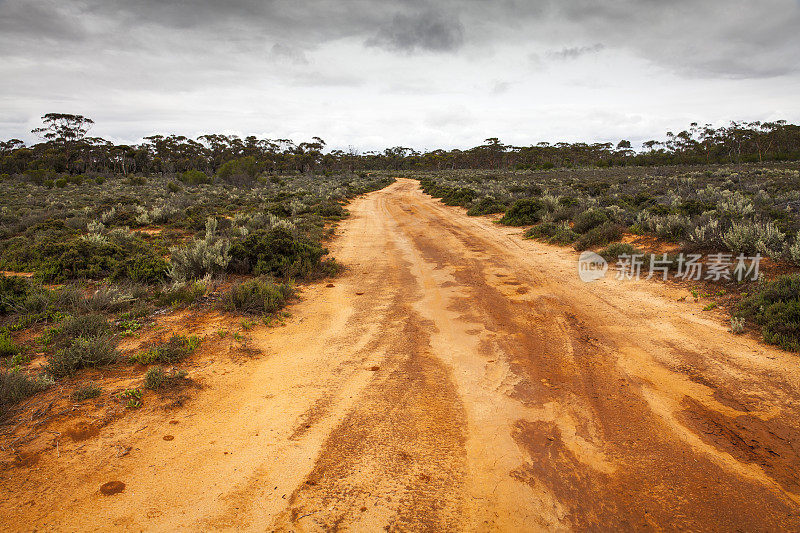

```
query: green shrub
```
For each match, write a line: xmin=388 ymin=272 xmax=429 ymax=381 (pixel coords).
xmin=46 ymin=336 xmax=118 ymax=378
xmin=0 ymin=369 xmax=50 ymax=413
xmin=55 ymin=177 xmax=68 ymax=188
xmin=70 ymin=383 xmax=101 ymax=401
xmin=221 ymin=278 xmax=294 ymax=315
xmin=738 ymin=275 xmax=800 ymax=351
xmin=130 ymin=334 xmax=200 ymax=365
xmin=113 ymin=252 xmax=169 ymax=284
xmin=144 ymin=366 xmax=188 ymax=390
xmin=524 ymin=222 xmax=578 ymax=245
xmin=0 ymin=331 xmax=21 ymax=358
xmin=315 ymin=202 xmax=346 ymax=218
xmin=168 ymin=218 xmax=230 ymax=282
xmin=419 ymin=178 xmax=477 ymax=207
xmin=499 ymin=198 xmax=545 ymax=226
xmin=217 ymin=156 xmax=259 ymax=184
xmin=467 ymin=197 xmax=506 ymax=216
xmin=598 ymin=242 xmax=641 ymax=260
xmin=0 ymin=275 xmax=33 ymax=315
xmin=574 ymin=223 xmax=624 ymax=251
xmin=572 ymin=209 xmax=608 ymax=234
xmin=60 ymin=314 xmax=110 ymax=339
xmin=156 ymin=281 xmax=209 ymax=307
xmin=180 ymin=169 xmax=211 ymax=185
xmin=229 ymin=226 xmax=326 ymax=278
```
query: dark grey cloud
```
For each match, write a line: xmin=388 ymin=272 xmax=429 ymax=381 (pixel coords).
xmin=0 ymin=0 xmax=798 ymax=147
xmin=547 ymin=43 xmax=604 ymax=61
xmin=269 ymin=43 xmax=309 ymax=65
xmin=366 ymin=10 xmax=465 ymax=52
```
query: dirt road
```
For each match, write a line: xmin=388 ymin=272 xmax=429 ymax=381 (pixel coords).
xmin=3 ymin=178 xmax=800 ymax=531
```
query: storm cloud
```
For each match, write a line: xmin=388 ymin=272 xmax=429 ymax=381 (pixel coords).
xmin=0 ymin=0 xmax=798 ymax=149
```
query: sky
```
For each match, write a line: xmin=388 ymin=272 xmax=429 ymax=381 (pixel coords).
xmin=1 ymin=0 xmax=799 ymax=152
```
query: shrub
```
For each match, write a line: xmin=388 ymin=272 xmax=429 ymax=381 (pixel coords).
xmin=46 ymin=336 xmax=119 ymax=378
xmin=467 ymin=197 xmax=506 ymax=216
xmin=180 ymin=169 xmax=211 ymax=185
xmin=70 ymin=383 xmax=101 ymax=401
xmin=0 ymin=369 xmax=50 ymax=413
xmin=60 ymin=314 xmax=110 ymax=339
xmin=315 ymin=202 xmax=346 ymax=218
xmin=738 ymin=275 xmax=800 ymax=351
xmin=722 ymin=221 xmax=786 ymax=257
xmin=130 ymin=334 xmax=200 ymax=365
xmin=572 ymin=209 xmax=608 ymax=234
xmin=217 ymin=156 xmax=259 ymax=185
xmin=81 ymin=286 xmax=135 ymax=313
xmin=599 ymin=242 xmax=641 ymax=260
xmin=229 ymin=226 xmax=326 ymax=278
xmin=524 ymin=222 xmax=578 ymax=245
xmin=144 ymin=367 xmax=188 ymax=390
xmin=0 ymin=275 xmax=33 ymax=315
xmin=499 ymin=198 xmax=545 ymax=226
xmin=113 ymin=253 xmax=169 ymax=284
xmin=168 ymin=218 xmax=230 ymax=282
xmin=156 ymin=280 xmax=209 ymax=307
xmin=221 ymin=278 xmax=294 ymax=315
xmin=574 ymin=223 xmax=624 ymax=251
xmin=790 ymin=234 xmax=800 ymax=266
xmin=0 ymin=331 xmax=21 ymax=358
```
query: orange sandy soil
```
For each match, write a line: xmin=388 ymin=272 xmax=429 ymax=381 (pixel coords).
xmin=2 ymin=178 xmax=800 ymax=531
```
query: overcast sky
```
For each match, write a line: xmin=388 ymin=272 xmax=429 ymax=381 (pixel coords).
xmin=1 ymin=0 xmax=799 ymax=151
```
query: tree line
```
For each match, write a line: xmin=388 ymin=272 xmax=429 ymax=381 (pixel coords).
xmin=2 ymin=113 xmax=799 ymax=182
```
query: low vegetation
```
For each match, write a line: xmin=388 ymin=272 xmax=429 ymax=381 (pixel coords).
xmin=737 ymin=275 xmax=800 ymax=351
xmin=221 ymin=278 xmax=295 ymax=315
xmin=130 ymin=335 xmax=200 ymax=365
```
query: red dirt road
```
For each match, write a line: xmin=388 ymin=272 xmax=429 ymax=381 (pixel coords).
xmin=2 ymin=178 xmax=800 ymax=531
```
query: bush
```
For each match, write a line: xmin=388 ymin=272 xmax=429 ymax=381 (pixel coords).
xmin=598 ymin=242 xmax=641 ymax=260
xmin=524 ymin=222 xmax=578 ymax=245
xmin=130 ymin=334 xmax=200 ymax=365
xmin=217 ymin=156 xmax=259 ymax=185
xmin=113 ymin=253 xmax=169 ymax=284
xmin=722 ymin=221 xmax=786 ymax=257
xmin=0 ymin=275 xmax=34 ymax=315
xmin=70 ymin=383 xmax=101 ymax=401
xmin=60 ymin=314 xmax=110 ymax=339
xmin=499 ymin=198 xmax=545 ymax=226
xmin=144 ymin=366 xmax=188 ymax=390
xmin=738 ymin=275 xmax=800 ymax=351
xmin=572 ymin=209 xmax=608 ymax=234
xmin=791 ymin=234 xmax=800 ymax=266
xmin=574 ymin=223 xmax=624 ymax=251
xmin=0 ymin=369 xmax=50 ymax=413
xmin=221 ymin=278 xmax=294 ymax=315
xmin=467 ymin=197 xmax=506 ymax=216
xmin=180 ymin=169 xmax=211 ymax=185
xmin=157 ymin=280 xmax=209 ymax=307
xmin=229 ymin=226 xmax=326 ymax=278
xmin=0 ymin=331 xmax=21 ymax=358
xmin=46 ymin=336 xmax=118 ymax=378
xmin=81 ymin=286 xmax=135 ymax=313
xmin=168 ymin=218 xmax=230 ymax=282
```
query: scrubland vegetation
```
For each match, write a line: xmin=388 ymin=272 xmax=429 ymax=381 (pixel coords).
xmin=417 ymin=163 xmax=800 ymax=352
xmin=2 ymin=112 xmax=800 ymax=418
xmin=0 ymin=117 xmax=393 ymax=417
